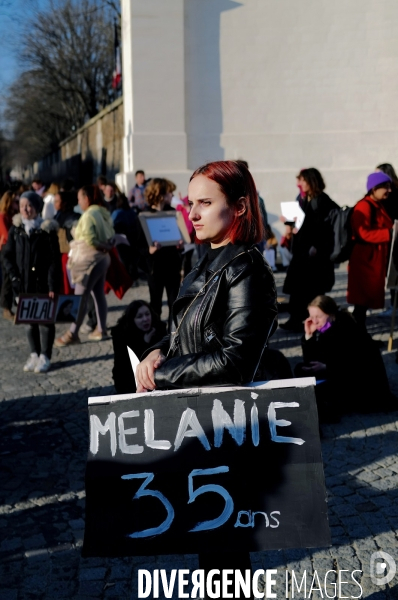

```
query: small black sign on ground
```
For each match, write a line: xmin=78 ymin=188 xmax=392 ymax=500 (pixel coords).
xmin=83 ymin=379 xmax=330 ymax=557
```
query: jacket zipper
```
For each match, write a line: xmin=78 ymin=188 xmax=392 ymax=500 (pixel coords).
xmin=193 ymin=275 xmax=219 ymax=353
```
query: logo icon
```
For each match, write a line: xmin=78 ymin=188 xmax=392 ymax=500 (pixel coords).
xmin=370 ymin=551 xmax=396 ymax=586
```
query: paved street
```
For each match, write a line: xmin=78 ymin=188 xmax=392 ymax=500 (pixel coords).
xmin=1 ymin=266 xmax=398 ymax=599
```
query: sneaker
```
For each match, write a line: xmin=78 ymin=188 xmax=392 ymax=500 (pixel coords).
xmin=3 ymin=308 xmax=14 ymax=321
xmin=23 ymin=352 xmax=39 ymax=372
xmin=87 ymin=328 xmax=110 ymax=341
xmin=54 ymin=331 xmax=81 ymax=347
xmin=34 ymin=354 xmax=51 ymax=373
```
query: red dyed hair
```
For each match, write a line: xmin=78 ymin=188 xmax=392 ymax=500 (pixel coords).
xmin=190 ymin=160 xmax=263 ymax=244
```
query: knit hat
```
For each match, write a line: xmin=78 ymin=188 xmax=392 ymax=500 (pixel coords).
xmin=366 ymin=172 xmax=392 ymax=192
xmin=20 ymin=191 xmax=43 ymax=214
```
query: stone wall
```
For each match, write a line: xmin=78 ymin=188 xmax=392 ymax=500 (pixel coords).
xmin=30 ymin=97 xmax=123 ymax=187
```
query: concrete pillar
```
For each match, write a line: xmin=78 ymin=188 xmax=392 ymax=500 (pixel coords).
xmin=116 ymin=0 xmax=191 ymax=196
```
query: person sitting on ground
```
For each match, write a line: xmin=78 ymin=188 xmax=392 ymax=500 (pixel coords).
xmin=294 ymin=295 xmax=394 ymax=422
xmin=3 ymin=191 xmax=61 ymax=373
xmin=54 ymin=185 xmax=115 ymax=346
xmin=111 ymin=300 xmax=167 ymax=394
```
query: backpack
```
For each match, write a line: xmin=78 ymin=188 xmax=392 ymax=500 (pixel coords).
xmin=326 ymin=205 xmax=354 ymax=263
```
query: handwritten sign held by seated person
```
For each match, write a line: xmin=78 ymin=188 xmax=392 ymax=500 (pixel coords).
xmin=83 ymin=379 xmax=330 ymax=557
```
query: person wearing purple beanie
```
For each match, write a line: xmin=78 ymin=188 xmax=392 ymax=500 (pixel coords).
xmin=347 ymin=172 xmax=393 ymax=329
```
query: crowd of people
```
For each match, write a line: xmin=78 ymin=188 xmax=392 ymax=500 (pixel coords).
xmin=0 ymin=161 xmax=396 ymax=420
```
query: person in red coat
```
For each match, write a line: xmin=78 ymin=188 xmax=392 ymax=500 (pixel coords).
xmin=347 ymin=171 xmax=393 ymax=328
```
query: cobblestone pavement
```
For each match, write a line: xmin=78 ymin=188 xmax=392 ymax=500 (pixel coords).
xmin=1 ymin=266 xmax=398 ymax=599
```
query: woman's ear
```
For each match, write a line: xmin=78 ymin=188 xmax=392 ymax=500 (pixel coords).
xmin=236 ymin=197 xmax=247 ymax=217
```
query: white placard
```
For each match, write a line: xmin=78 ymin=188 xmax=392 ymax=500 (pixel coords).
xmin=281 ymin=201 xmax=305 ymax=230
xmin=147 ymin=216 xmax=181 ymax=243
xmin=127 ymin=346 xmax=140 ymax=388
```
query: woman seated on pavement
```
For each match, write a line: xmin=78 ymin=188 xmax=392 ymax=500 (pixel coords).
xmin=111 ymin=300 xmax=167 ymax=394
xmin=294 ymin=295 xmax=394 ymax=422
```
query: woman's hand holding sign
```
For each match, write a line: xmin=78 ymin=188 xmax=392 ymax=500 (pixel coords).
xmin=136 ymin=349 xmax=166 ymax=392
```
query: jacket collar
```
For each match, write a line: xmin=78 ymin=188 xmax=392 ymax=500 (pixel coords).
xmin=205 ymin=242 xmax=252 ymax=274
xmin=12 ymin=213 xmax=60 ymax=233
xmin=177 ymin=242 xmax=253 ymax=300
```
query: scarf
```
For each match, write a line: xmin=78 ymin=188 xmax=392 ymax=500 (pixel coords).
xmin=318 ymin=320 xmax=333 ymax=334
xmin=22 ymin=216 xmax=43 ymax=236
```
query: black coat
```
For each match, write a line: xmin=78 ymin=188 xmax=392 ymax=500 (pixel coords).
xmin=283 ymin=192 xmax=338 ymax=295
xmin=54 ymin=209 xmax=80 ymax=243
xmin=3 ymin=214 xmax=61 ymax=295
xmin=144 ymin=243 xmax=278 ymax=390
xmin=300 ymin=311 xmax=390 ymax=409
xmin=382 ymin=187 xmax=398 ymax=222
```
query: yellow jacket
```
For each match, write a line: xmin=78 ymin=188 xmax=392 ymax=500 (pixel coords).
xmin=73 ymin=205 xmax=114 ymax=247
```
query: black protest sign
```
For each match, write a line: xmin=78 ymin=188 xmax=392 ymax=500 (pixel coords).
xmin=83 ymin=382 xmax=330 ymax=557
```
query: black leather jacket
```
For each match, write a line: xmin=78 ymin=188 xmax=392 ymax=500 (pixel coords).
xmin=146 ymin=243 xmax=278 ymax=390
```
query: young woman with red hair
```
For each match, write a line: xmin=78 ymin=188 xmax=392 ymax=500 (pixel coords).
xmin=136 ymin=160 xmax=278 ymax=391
xmin=136 ymin=160 xmax=278 ymax=584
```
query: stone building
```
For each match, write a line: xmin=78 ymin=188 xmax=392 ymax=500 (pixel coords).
xmin=117 ymin=0 xmax=398 ymax=228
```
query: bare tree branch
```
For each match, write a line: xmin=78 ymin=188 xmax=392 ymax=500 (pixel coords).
xmin=6 ymin=0 xmax=119 ymax=164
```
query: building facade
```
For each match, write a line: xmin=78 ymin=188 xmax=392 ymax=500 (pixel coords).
xmin=117 ymin=0 xmax=398 ymax=228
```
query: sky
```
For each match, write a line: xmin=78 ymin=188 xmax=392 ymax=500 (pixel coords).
xmin=0 ymin=0 xmax=44 ymax=91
